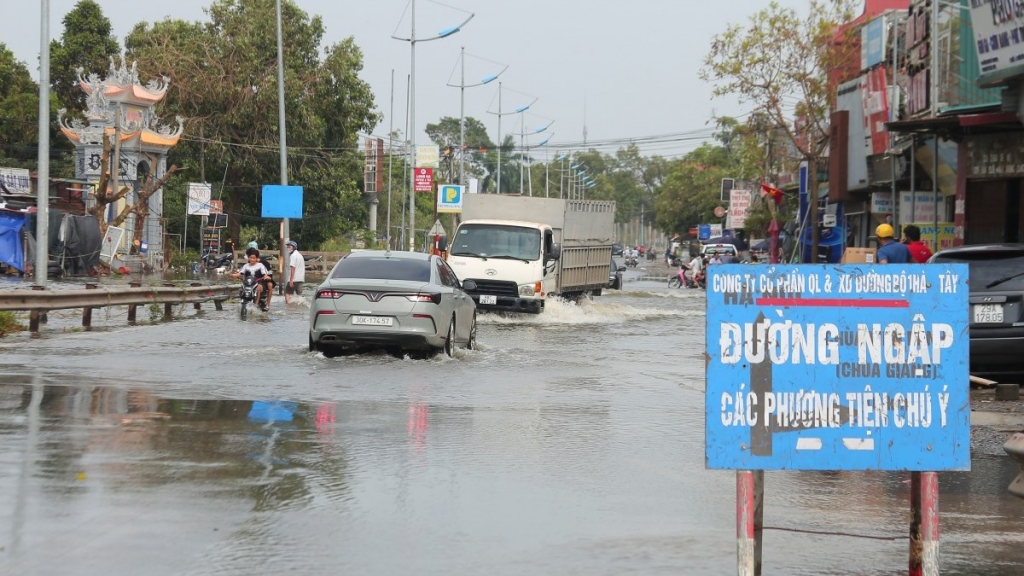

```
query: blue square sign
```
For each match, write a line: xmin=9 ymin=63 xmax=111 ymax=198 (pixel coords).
xmin=705 ymin=264 xmax=970 ymax=472
xmin=261 ymin=185 xmax=303 ymax=218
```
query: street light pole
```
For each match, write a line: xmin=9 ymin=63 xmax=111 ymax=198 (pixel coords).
xmin=448 ymin=49 xmax=505 ymax=187
xmin=489 ymin=84 xmax=535 ymax=195
xmin=394 ymin=0 xmax=473 ymax=250
xmin=275 ymin=0 xmax=289 ymax=279
xmin=35 ymin=0 xmax=51 ymax=287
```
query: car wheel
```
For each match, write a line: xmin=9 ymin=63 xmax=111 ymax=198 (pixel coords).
xmin=466 ymin=313 xmax=477 ymax=350
xmin=444 ymin=316 xmax=456 ymax=357
xmin=308 ymin=333 xmax=318 ymax=353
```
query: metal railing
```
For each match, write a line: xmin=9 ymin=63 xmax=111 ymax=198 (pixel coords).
xmin=0 ymin=283 xmax=237 ymax=336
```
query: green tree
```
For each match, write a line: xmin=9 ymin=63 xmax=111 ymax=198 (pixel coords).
xmin=702 ymin=0 xmax=857 ymax=261
xmin=654 ymin=143 xmax=734 ymax=235
xmin=50 ymin=1 xmax=121 ymax=117
xmin=0 ymin=44 xmax=40 ymax=167
xmin=425 ymin=116 xmax=494 ymax=185
xmin=125 ymin=0 xmax=380 ymax=250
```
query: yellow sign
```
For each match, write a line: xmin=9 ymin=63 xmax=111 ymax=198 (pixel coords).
xmin=910 ymin=222 xmax=955 ymax=252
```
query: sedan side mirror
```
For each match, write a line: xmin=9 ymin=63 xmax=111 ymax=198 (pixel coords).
xmin=461 ymin=279 xmax=477 ymax=291
xmin=618 ymin=266 xmax=626 ymax=272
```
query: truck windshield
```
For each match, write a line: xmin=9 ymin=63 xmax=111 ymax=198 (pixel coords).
xmin=451 ymin=224 xmax=541 ymax=260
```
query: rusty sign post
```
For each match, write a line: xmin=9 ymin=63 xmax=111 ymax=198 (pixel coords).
xmin=706 ymin=264 xmax=969 ymax=575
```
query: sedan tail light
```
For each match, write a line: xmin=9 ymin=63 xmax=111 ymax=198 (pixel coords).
xmin=317 ymin=289 xmax=345 ymax=299
xmin=406 ymin=292 xmax=441 ymax=304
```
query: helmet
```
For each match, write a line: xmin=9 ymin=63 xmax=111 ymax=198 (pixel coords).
xmin=286 ymin=240 xmax=298 ymax=249
xmin=875 ymin=224 xmax=895 ymax=239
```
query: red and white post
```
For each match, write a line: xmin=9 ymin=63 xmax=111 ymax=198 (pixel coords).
xmin=737 ymin=470 xmax=763 ymax=576
xmin=909 ymin=471 xmax=940 ymax=576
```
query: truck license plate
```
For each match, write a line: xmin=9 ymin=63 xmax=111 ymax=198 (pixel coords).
xmin=973 ymin=304 xmax=1003 ymax=324
xmin=480 ymin=295 xmax=497 ymax=305
xmin=352 ymin=315 xmax=393 ymax=326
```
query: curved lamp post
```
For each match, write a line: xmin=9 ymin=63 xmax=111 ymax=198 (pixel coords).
xmin=447 ymin=48 xmax=507 ymax=186
xmin=488 ymin=84 xmax=536 ymax=194
xmin=517 ymin=113 xmax=554 ymax=195
xmin=392 ymin=0 xmax=473 ymax=250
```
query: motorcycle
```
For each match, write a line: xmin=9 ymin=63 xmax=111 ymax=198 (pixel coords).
xmin=668 ymin=265 xmax=705 ymax=290
xmin=626 ymin=255 xmax=639 ymax=268
xmin=239 ymin=272 xmax=270 ymax=320
xmin=202 ymin=251 xmax=235 ymax=272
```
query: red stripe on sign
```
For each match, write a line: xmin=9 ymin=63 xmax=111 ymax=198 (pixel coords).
xmin=755 ymin=298 xmax=909 ymax=308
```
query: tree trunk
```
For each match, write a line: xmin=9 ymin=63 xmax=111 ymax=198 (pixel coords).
xmin=808 ymin=156 xmax=819 ymax=264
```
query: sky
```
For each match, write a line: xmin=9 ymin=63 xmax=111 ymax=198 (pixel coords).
xmin=3 ymin=0 xmax=821 ymax=160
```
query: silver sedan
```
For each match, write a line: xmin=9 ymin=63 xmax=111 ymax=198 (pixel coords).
xmin=308 ymin=250 xmax=478 ymax=357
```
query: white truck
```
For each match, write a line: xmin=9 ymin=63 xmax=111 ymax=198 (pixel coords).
xmin=446 ymin=195 xmax=616 ymax=314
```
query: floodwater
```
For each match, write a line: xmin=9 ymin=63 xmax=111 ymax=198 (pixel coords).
xmin=1 ymin=270 xmax=1023 ymax=575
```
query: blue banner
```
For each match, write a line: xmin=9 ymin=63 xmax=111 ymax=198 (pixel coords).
xmin=705 ymin=264 xmax=970 ymax=471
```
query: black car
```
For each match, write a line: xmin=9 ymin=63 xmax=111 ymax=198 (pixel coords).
xmin=612 ymin=244 xmax=624 ymax=256
xmin=609 ymin=257 xmax=625 ymax=290
xmin=930 ymin=244 xmax=1024 ymax=377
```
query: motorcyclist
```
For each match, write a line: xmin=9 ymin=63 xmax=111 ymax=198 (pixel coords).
xmin=232 ymin=247 xmax=273 ymax=311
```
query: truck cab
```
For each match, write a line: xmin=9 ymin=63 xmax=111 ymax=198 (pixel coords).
xmin=447 ymin=220 xmax=560 ymax=313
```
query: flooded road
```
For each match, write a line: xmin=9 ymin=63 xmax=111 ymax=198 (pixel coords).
xmin=1 ymin=274 xmax=1023 ymax=575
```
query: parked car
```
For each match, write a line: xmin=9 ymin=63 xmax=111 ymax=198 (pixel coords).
xmin=930 ymin=243 xmax=1024 ymax=377
xmin=612 ymin=243 xmax=624 ymax=256
xmin=309 ymin=250 xmax=477 ymax=358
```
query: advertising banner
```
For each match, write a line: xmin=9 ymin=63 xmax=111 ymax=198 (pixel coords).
xmin=862 ymin=67 xmax=890 ymax=156
xmin=728 ymin=189 xmax=752 ymax=231
xmin=861 ymin=15 xmax=887 ymax=70
xmin=187 ymin=182 xmax=212 ymax=216
xmin=413 ymin=168 xmax=433 ymax=192
xmin=416 ymin=145 xmax=439 ymax=169
xmin=0 ymin=167 xmax=31 ymax=195
xmin=970 ymin=1 xmax=1024 ymax=86
xmin=705 ymin=264 xmax=970 ymax=471
xmin=437 ymin=185 xmax=464 ymax=214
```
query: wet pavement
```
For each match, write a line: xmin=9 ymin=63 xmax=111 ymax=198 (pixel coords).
xmin=1 ymin=267 xmax=1023 ymax=575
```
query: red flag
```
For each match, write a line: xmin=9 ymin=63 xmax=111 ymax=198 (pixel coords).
xmin=761 ymin=183 xmax=784 ymax=206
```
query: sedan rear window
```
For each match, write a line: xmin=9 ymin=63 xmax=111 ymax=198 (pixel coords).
xmin=330 ymin=257 xmax=431 ymax=282
xmin=932 ymin=250 xmax=1024 ymax=291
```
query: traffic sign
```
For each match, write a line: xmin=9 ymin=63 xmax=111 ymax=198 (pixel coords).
xmin=705 ymin=264 xmax=970 ymax=471
xmin=437 ymin=184 xmax=464 ymax=213
xmin=414 ymin=168 xmax=433 ymax=192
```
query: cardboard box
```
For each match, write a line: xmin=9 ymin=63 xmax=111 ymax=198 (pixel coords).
xmin=841 ymin=247 xmax=876 ymax=264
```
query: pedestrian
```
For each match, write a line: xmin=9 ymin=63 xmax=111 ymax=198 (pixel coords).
xmin=223 ymin=237 xmax=235 ymax=259
xmin=875 ymin=224 xmax=912 ymax=264
xmin=246 ymin=236 xmax=258 ymax=250
xmin=902 ymin=224 xmax=933 ymax=263
xmin=285 ymin=240 xmax=305 ymax=304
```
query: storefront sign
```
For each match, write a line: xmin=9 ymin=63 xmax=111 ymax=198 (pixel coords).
xmin=970 ymin=0 xmax=1024 ymax=86
xmin=870 ymin=192 xmax=893 ymax=214
xmin=967 ymin=133 xmax=1024 ymax=178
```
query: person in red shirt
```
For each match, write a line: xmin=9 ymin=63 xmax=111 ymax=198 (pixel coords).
xmin=902 ymin=224 xmax=933 ymax=263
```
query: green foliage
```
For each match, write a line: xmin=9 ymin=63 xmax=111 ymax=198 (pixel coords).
xmin=0 ymin=311 xmax=25 ymax=338
xmin=168 ymin=248 xmax=200 ymax=269
xmin=124 ymin=0 xmax=380 ymax=250
xmin=0 ymin=43 xmax=41 ymax=166
xmin=50 ymin=1 xmax=121 ymax=117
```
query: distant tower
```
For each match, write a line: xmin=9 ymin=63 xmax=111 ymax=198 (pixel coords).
xmin=582 ymin=97 xmax=588 ymax=146
xmin=58 ymin=57 xmax=183 ymax=267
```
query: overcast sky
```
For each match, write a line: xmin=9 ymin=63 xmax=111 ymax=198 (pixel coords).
xmin=5 ymin=0 xmax=819 ymax=159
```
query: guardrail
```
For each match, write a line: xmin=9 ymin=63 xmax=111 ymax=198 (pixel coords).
xmin=0 ymin=283 xmax=237 ymax=336
xmin=1005 ymin=433 xmax=1024 ymax=500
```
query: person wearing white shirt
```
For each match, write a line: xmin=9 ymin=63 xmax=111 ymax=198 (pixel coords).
xmin=285 ymin=240 xmax=305 ymax=303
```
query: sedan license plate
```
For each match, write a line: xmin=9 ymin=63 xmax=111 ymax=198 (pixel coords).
xmin=480 ymin=295 xmax=497 ymax=305
xmin=352 ymin=315 xmax=393 ymax=326
xmin=973 ymin=304 xmax=1003 ymax=324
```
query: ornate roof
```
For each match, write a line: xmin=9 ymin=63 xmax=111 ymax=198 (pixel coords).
xmin=59 ymin=57 xmax=182 ymax=151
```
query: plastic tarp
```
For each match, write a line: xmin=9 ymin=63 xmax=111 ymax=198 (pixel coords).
xmin=0 ymin=212 xmax=26 ymax=271
xmin=62 ymin=215 xmax=101 ymax=274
